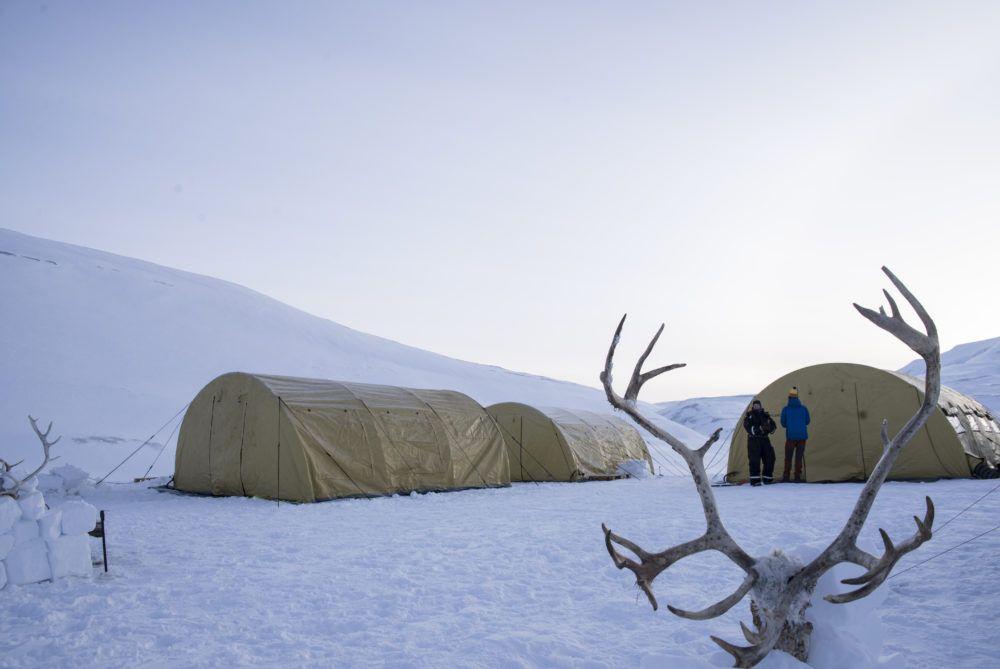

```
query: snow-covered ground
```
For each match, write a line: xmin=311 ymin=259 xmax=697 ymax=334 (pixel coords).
xmin=0 ymin=228 xmax=699 ymax=481
xmin=1 ymin=477 xmax=997 ymax=668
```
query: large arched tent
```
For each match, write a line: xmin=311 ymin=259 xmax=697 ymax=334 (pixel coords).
xmin=174 ymin=373 xmax=510 ymax=502
xmin=485 ymin=403 xmax=653 ymax=482
xmin=726 ymin=363 xmax=1000 ymax=484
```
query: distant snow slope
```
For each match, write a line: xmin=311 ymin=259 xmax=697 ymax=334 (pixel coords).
xmin=655 ymin=395 xmax=753 ymax=438
xmin=900 ymin=337 xmax=1000 ymax=415
xmin=653 ymin=395 xmax=753 ymax=477
xmin=0 ymin=228 xmax=699 ymax=481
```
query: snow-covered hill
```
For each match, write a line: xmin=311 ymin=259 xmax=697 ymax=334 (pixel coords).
xmin=654 ymin=395 xmax=753 ymax=476
xmin=0 ymin=228 xmax=699 ymax=481
xmin=900 ymin=337 xmax=1000 ymax=415
xmin=655 ymin=395 xmax=753 ymax=439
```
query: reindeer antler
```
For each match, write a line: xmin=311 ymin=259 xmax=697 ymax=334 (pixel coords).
xmin=0 ymin=415 xmax=61 ymax=497
xmin=599 ymin=267 xmax=941 ymax=668
xmin=798 ymin=267 xmax=939 ymax=598
xmin=599 ymin=317 xmax=759 ymax=632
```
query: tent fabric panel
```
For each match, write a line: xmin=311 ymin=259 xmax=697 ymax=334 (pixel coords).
xmin=486 ymin=403 xmax=651 ymax=482
xmin=892 ymin=372 xmax=1000 ymax=469
xmin=281 ymin=404 xmax=385 ymax=500
xmin=424 ymin=407 xmax=509 ymax=488
xmin=539 ymin=407 xmax=652 ymax=478
xmin=208 ymin=382 xmax=249 ymax=496
xmin=173 ymin=382 xmax=216 ymax=494
xmin=487 ymin=403 xmax=574 ymax=482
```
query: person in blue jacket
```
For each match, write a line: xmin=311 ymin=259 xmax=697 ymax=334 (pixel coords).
xmin=780 ymin=387 xmax=810 ymax=482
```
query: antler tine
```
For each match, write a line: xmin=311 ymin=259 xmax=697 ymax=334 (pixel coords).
xmin=740 ymin=621 xmax=763 ymax=645
xmin=881 ymin=266 xmax=936 ymax=338
xmin=696 ymin=427 xmax=723 ymax=458
xmin=623 ymin=323 xmax=686 ymax=403
xmin=665 ymin=571 xmax=757 ymax=620
xmin=710 ymin=634 xmax=772 ymax=669
xmin=29 ymin=415 xmax=61 ymax=448
xmin=881 ymin=289 xmax=901 ymax=320
xmin=600 ymin=314 xmax=628 ymax=405
xmin=602 ymin=523 xmax=664 ymax=610
xmin=825 ymin=496 xmax=934 ymax=604
xmin=853 ymin=267 xmax=938 ymax=359
xmin=602 ymin=522 xmax=754 ymax=613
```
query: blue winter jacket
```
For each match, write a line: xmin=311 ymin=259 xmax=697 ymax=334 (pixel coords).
xmin=780 ymin=397 xmax=810 ymax=440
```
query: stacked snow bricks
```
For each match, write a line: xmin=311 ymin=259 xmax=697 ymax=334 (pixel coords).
xmin=0 ymin=478 xmax=98 ymax=589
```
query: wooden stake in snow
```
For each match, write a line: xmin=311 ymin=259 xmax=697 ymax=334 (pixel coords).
xmin=598 ymin=267 xmax=939 ymax=668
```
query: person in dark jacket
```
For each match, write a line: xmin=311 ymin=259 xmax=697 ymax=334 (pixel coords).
xmin=780 ymin=387 xmax=810 ymax=482
xmin=743 ymin=399 xmax=777 ymax=486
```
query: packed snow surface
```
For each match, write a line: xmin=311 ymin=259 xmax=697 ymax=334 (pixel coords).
xmin=0 ymin=228 xmax=699 ymax=481
xmin=0 ymin=478 xmax=996 ymax=668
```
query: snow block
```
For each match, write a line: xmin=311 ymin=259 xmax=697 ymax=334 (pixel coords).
xmin=13 ymin=519 xmax=39 ymax=545
xmin=4 ymin=538 xmax=51 ymax=585
xmin=47 ymin=535 xmax=92 ymax=579
xmin=59 ymin=500 xmax=98 ymax=535
xmin=0 ymin=533 xmax=14 ymax=560
xmin=0 ymin=560 xmax=6 ymax=589
xmin=37 ymin=473 xmax=64 ymax=493
xmin=51 ymin=464 xmax=90 ymax=492
xmin=18 ymin=491 xmax=46 ymax=520
xmin=0 ymin=496 xmax=21 ymax=532
xmin=20 ymin=476 xmax=39 ymax=493
xmin=38 ymin=509 xmax=63 ymax=541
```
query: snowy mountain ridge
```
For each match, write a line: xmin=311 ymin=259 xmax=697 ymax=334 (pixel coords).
xmin=0 ymin=228 xmax=700 ymax=481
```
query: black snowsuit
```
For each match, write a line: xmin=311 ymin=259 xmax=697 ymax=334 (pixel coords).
xmin=743 ymin=409 xmax=777 ymax=485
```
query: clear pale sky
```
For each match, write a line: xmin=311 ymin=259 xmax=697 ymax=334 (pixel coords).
xmin=3 ymin=2 xmax=999 ymax=401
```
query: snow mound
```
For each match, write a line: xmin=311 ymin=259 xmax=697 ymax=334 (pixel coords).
xmin=616 ymin=459 xmax=653 ymax=479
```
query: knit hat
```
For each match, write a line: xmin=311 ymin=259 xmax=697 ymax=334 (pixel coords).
xmin=789 ymin=387 xmax=799 ymax=398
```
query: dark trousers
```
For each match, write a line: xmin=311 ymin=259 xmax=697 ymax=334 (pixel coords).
xmin=748 ymin=438 xmax=775 ymax=485
xmin=783 ymin=439 xmax=807 ymax=481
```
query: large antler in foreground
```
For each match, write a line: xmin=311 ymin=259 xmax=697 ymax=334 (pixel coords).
xmin=0 ymin=416 xmax=61 ymax=498
xmin=600 ymin=267 xmax=939 ymax=667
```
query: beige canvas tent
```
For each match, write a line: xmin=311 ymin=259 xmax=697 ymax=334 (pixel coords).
xmin=726 ymin=363 xmax=1000 ymax=484
xmin=174 ymin=373 xmax=510 ymax=502
xmin=486 ymin=403 xmax=653 ymax=482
